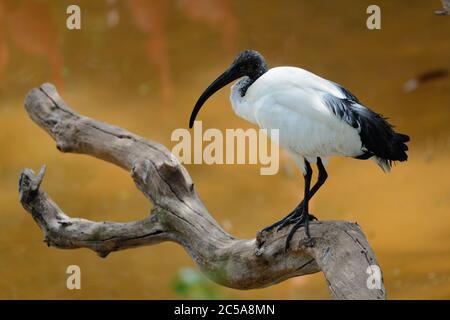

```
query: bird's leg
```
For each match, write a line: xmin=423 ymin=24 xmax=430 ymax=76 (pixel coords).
xmin=258 ymin=158 xmax=327 ymax=235
xmin=284 ymin=159 xmax=328 ymax=251
xmin=280 ymin=161 xmax=313 ymax=251
xmin=275 ymin=158 xmax=328 ymax=231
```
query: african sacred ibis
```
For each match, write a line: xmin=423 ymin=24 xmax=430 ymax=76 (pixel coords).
xmin=189 ymin=50 xmax=409 ymax=249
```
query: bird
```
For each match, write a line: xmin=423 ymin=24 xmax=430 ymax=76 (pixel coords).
xmin=189 ymin=50 xmax=409 ymax=250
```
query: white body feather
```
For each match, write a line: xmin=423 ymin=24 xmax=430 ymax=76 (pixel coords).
xmin=230 ymin=66 xmax=365 ymax=173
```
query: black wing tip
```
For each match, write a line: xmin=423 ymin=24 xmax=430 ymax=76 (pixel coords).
xmin=394 ymin=133 xmax=410 ymax=143
xmin=389 ymin=133 xmax=410 ymax=162
xmin=352 ymin=107 xmax=410 ymax=163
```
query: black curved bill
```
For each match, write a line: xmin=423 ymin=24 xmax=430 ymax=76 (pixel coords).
xmin=189 ymin=66 xmax=242 ymax=128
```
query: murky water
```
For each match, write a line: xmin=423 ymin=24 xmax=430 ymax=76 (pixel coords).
xmin=0 ymin=0 xmax=449 ymax=299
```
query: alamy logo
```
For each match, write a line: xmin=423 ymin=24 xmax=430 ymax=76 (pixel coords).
xmin=66 ymin=265 xmax=81 ymax=290
xmin=171 ymin=121 xmax=280 ymax=175
xmin=66 ymin=5 xmax=81 ymax=30
xmin=366 ymin=5 xmax=381 ymax=30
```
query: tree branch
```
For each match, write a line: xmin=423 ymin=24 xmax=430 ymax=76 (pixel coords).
xmin=19 ymin=83 xmax=386 ymax=299
xmin=435 ymin=0 xmax=450 ymax=15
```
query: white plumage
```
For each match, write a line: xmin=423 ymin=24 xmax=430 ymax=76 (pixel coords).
xmin=230 ymin=66 xmax=364 ymax=173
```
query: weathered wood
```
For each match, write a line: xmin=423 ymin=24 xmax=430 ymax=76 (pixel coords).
xmin=436 ymin=0 xmax=450 ymax=15
xmin=19 ymin=83 xmax=386 ymax=299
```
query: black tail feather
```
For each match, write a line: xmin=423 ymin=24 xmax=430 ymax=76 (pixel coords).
xmin=351 ymin=105 xmax=410 ymax=167
xmin=388 ymin=133 xmax=409 ymax=162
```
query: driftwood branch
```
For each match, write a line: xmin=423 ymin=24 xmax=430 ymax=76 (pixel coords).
xmin=435 ymin=0 xmax=450 ymax=15
xmin=19 ymin=83 xmax=385 ymax=300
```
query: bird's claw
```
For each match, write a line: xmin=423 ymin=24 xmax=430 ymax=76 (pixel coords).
xmin=257 ymin=206 xmax=318 ymax=251
xmin=284 ymin=212 xmax=315 ymax=252
xmin=299 ymin=236 xmax=316 ymax=248
xmin=276 ymin=211 xmax=317 ymax=232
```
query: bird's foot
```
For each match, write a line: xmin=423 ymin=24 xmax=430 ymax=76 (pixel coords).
xmin=276 ymin=210 xmax=317 ymax=232
xmin=258 ymin=205 xmax=317 ymax=235
xmin=257 ymin=206 xmax=317 ymax=248
xmin=257 ymin=218 xmax=287 ymax=247
xmin=259 ymin=219 xmax=286 ymax=236
xmin=258 ymin=211 xmax=297 ymax=235
xmin=284 ymin=210 xmax=316 ymax=252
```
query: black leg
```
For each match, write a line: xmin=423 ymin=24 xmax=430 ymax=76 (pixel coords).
xmin=275 ymin=158 xmax=327 ymax=231
xmin=260 ymin=158 xmax=328 ymax=234
xmin=304 ymin=157 xmax=327 ymax=206
xmin=283 ymin=158 xmax=328 ymax=251
xmin=283 ymin=160 xmax=313 ymax=250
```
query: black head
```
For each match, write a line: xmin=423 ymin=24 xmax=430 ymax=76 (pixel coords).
xmin=189 ymin=50 xmax=267 ymax=128
xmin=229 ymin=50 xmax=268 ymax=82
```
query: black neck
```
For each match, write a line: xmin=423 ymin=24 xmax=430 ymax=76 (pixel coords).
xmin=239 ymin=65 xmax=268 ymax=97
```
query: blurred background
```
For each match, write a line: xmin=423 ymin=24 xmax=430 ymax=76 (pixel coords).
xmin=0 ymin=0 xmax=449 ymax=299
